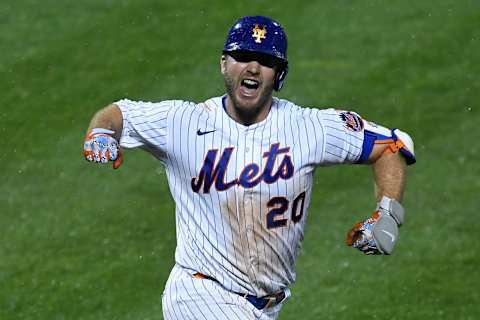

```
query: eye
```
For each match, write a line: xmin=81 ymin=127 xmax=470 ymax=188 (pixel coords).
xmin=229 ymin=51 xmax=279 ymax=69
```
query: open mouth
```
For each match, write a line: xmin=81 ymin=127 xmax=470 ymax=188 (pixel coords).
xmin=241 ymin=79 xmax=260 ymax=90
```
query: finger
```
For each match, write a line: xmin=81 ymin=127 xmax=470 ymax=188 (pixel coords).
xmin=84 ymin=140 xmax=93 ymax=152
xmin=113 ymin=150 xmax=123 ymax=169
xmin=109 ymin=144 xmax=118 ymax=160
xmin=84 ymin=150 xmax=94 ymax=162
xmin=346 ymin=221 xmax=363 ymax=246
xmin=352 ymin=233 xmax=368 ymax=248
xmin=101 ymin=150 xmax=110 ymax=163
xmin=93 ymin=151 xmax=101 ymax=162
xmin=363 ymin=246 xmax=381 ymax=255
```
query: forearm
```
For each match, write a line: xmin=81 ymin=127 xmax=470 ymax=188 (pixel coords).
xmin=87 ymin=104 xmax=123 ymax=141
xmin=372 ymin=152 xmax=407 ymax=202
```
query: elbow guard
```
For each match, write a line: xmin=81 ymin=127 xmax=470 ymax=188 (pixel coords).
xmin=357 ymin=121 xmax=416 ymax=165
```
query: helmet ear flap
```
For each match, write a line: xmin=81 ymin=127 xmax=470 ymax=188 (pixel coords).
xmin=274 ymin=66 xmax=288 ymax=91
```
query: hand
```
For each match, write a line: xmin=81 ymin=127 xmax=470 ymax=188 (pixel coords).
xmin=346 ymin=211 xmax=382 ymax=255
xmin=346 ymin=196 xmax=405 ymax=255
xmin=83 ymin=128 xmax=123 ymax=169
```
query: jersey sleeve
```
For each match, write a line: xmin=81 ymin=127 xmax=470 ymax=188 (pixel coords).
xmin=115 ymin=99 xmax=174 ymax=150
xmin=311 ymin=108 xmax=365 ymax=165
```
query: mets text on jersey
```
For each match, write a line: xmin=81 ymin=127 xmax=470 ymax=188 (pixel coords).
xmin=191 ymin=143 xmax=294 ymax=193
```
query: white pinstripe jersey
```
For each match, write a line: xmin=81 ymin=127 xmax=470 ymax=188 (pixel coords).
xmin=116 ymin=96 xmax=365 ymax=297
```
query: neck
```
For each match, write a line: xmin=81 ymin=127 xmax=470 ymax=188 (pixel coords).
xmin=224 ymin=95 xmax=273 ymax=126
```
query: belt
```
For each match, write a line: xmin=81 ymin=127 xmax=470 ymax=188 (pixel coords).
xmin=193 ymin=272 xmax=287 ymax=310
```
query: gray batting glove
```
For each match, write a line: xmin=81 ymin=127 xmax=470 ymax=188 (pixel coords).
xmin=346 ymin=196 xmax=405 ymax=255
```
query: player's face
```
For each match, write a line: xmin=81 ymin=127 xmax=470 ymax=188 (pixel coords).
xmin=221 ymin=52 xmax=277 ymax=124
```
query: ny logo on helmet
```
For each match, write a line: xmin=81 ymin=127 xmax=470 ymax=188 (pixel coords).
xmin=252 ymin=24 xmax=267 ymax=43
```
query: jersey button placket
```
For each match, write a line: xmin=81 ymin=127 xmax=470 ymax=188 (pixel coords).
xmin=244 ymin=129 xmax=261 ymax=282
xmin=245 ymin=130 xmax=251 ymax=153
xmin=235 ymin=130 xmax=252 ymax=276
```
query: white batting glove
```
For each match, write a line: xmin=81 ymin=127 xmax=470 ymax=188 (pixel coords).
xmin=83 ymin=128 xmax=123 ymax=169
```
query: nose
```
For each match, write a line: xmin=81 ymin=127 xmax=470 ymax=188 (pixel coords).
xmin=245 ymin=60 xmax=261 ymax=74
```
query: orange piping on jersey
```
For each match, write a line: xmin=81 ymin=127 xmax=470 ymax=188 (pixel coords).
xmin=373 ymin=139 xmax=395 ymax=145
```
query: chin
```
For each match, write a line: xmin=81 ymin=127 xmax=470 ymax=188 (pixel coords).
xmin=224 ymin=76 xmax=273 ymax=119
xmin=233 ymin=92 xmax=263 ymax=111
xmin=239 ymin=83 xmax=273 ymax=104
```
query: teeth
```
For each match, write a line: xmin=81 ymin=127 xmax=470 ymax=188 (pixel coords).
xmin=243 ymin=79 xmax=258 ymax=85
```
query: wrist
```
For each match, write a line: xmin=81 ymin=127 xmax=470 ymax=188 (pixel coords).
xmin=90 ymin=128 xmax=115 ymax=135
xmin=376 ymin=195 xmax=405 ymax=226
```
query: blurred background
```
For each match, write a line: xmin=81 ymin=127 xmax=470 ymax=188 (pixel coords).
xmin=1 ymin=0 xmax=479 ymax=319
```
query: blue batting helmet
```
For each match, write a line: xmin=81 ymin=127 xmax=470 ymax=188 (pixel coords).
xmin=223 ymin=16 xmax=288 ymax=91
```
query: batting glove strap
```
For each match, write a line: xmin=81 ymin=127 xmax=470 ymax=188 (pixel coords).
xmin=377 ymin=195 xmax=405 ymax=226
xmin=90 ymin=128 xmax=115 ymax=135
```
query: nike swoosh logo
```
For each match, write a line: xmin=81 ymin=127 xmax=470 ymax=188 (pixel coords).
xmin=381 ymin=230 xmax=395 ymax=242
xmin=197 ymin=129 xmax=216 ymax=136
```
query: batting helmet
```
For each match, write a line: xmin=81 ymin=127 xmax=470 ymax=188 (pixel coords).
xmin=223 ymin=16 xmax=288 ymax=91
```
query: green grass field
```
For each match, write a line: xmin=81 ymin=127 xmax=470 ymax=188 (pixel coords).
xmin=1 ymin=1 xmax=479 ymax=319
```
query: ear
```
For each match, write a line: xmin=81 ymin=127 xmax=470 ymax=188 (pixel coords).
xmin=220 ymin=55 xmax=227 ymax=75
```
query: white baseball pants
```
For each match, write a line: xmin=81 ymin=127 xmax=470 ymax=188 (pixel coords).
xmin=162 ymin=264 xmax=284 ymax=320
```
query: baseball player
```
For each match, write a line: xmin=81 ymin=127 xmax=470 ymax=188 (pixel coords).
xmin=83 ymin=16 xmax=416 ymax=320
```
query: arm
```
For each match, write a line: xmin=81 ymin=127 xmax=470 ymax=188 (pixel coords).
xmin=86 ymin=104 xmax=123 ymax=141
xmin=346 ymin=126 xmax=415 ymax=255
xmin=368 ymin=144 xmax=407 ymax=202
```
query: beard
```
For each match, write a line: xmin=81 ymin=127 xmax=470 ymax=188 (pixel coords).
xmin=223 ymin=72 xmax=274 ymax=121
